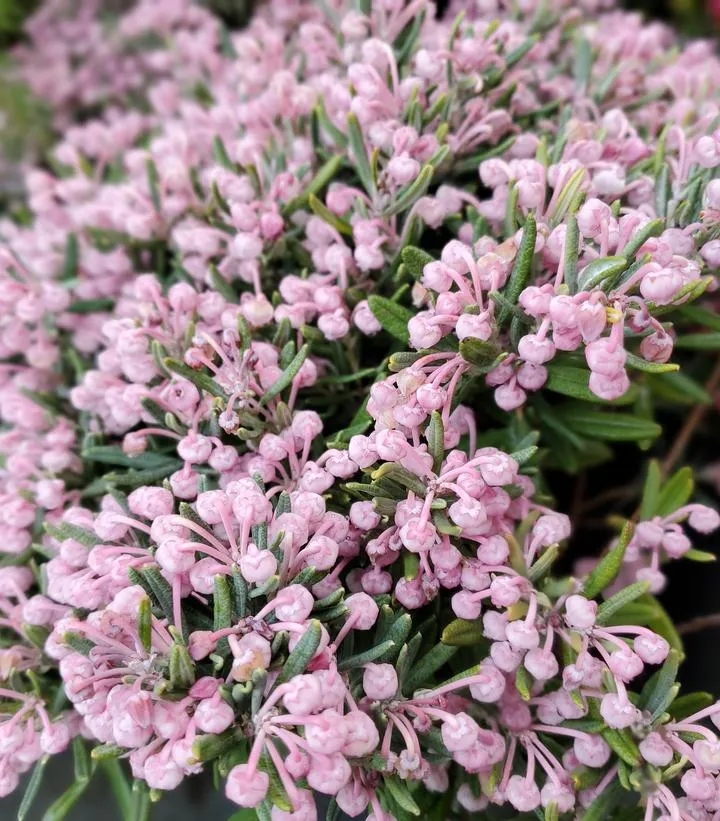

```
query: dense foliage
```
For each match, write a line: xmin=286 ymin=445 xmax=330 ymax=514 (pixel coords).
xmin=3 ymin=1 xmax=720 ymax=820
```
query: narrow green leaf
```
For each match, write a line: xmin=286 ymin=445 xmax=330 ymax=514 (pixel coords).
xmin=260 ymin=345 xmax=309 ymax=404
xmin=577 ymin=256 xmax=627 ymax=291
xmin=212 ymin=135 xmax=234 ymax=169
xmin=556 ymin=407 xmax=661 ymax=442
xmin=498 ymin=212 xmax=536 ymax=325
xmin=347 ymin=112 xmax=375 ymax=194
xmin=307 ymin=192 xmax=353 ymax=235
xmin=338 ymin=640 xmax=396 ymax=671
xmin=401 ymin=246 xmax=434 ymax=279
xmin=648 ymin=370 xmax=712 ymax=405
xmin=601 ymin=728 xmax=640 ymax=767
xmin=138 ymin=596 xmax=152 ymax=654
xmin=668 ymin=691 xmax=714 ymax=720
xmin=213 ymin=575 xmax=233 ymax=630
xmin=515 ymin=665 xmax=532 ymax=701
xmin=383 ymin=164 xmax=434 ymax=217
xmin=273 ymin=620 xmax=322 ymax=686
xmin=675 ymin=332 xmax=720 ymax=350
xmin=18 ymin=756 xmax=50 ymax=821
xmin=383 ymin=776 xmax=421 ymax=816
xmin=45 ymin=522 xmax=97 ymax=548
xmin=146 ymin=159 xmax=161 ymax=212
xmin=367 ymin=295 xmax=413 ymax=344
xmin=282 ymin=154 xmax=344 ymax=215
xmin=655 ymin=467 xmax=694 ymax=517
xmin=643 ymin=648 xmax=681 ymax=716
xmin=404 ymin=643 xmax=458 ymax=694
xmin=583 ymin=522 xmax=634 ymax=598
xmin=564 ymin=214 xmax=580 ymax=293
xmin=164 ymin=358 xmax=227 ymax=398
xmin=684 ymin=548 xmax=716 ymax=562
xmin=639 ymin=460 xmax=662 ymax=519
xmin=595 ymin=581 xmax=651 ymax=625
xmin=41 ymin=782 xmax=90 ymax=821
xmin=441 ymin=618 xmax=484 ymax=646
xmin=61 ymin=233 xmax=79 ymax=281
xmin=169 ymin=641 xmax=195 ymax=689
xmin=625 ymin=352 xmax=678 ymax=374
xmin=459 ymin=338 xmax=501 ymax=368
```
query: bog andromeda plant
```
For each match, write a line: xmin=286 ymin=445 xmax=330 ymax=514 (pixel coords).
xmin=4 ymin=0 xmax=720 ymax=819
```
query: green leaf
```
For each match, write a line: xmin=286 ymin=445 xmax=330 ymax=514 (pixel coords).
xmin=138 ymin=596 xmax=152 ymax=654
xmin=583 ymin=522 xmax=634 ymax=598
xmin=146 ymin=158 xmax=161 ymax=212
xmin=678 ymin=303 xmax=720 ymax=332
xmin=563 ymin=214 xmax=580 ymax=293
xmin=169 ymin=641 xmax=195 ymax=689
xmin=81 ymin=446 xmax=179 ymax=470
xmin=307 ymin=192 xmax=353 ymax=235
xmin=675 ymin=332 xmax=720 ymax=350
xmin=556 ymin=406 xmax=661 ymax=442
xmin=528 ymin=544 xmax=559 ymax=582
xmin=601 ymin=728 xmax=640 ymax=767
xmin=137 ymin=566 xmax=176 ymax=625
xmin=426 ymin=411 xmax=445 ymax=475
xmin=668 ymin=691 xmax=714 ymax=720
xmin=655 ymin=466 xmax=694 ymax=517
xmin=18 ymin=755 xmax=50 ymax=821
xmin=377 ymin=614 xmax=412 ymax=662
xmin=577 ymin=256 xmax=627 ymax=291
xmin=648 ymin=371 xmax=712 ymax=404
xmin=459 ymin=338 xmax=501 ymax=369
xmin=260 ymin=344 xmax=309 ymax=404
xmin=66 ymin=297 xmax=115 ymax=314
xmin=338 ymin=640 xmax=396 ymax=671
xmin=45 ymin=522 xmax=97 ymax=548
xmin=403 ymin=643 xmax=458 ymax=694
xmin=212 ymin=135 xmax=234 ymax=169
xmin=595 ymin=581 xmax=651 ymax=625
xmin=545 ymin=364 xmax=634 ymax=404
xmin=639 ymin=460 xmax=662 ymax=520
xmin=642 ymin=648 xmax=681 ymax=716
xmin=620 ymin=218 xmax=665 ymax=259
xmin=498 ymin=212 xmax=536 ymax=325
xmin=72 ymin=737 xmax=91 ymax=784
xmin=164 ymin=358 xmax=227 ymax=399
xmin=401 ymin=246 xmax=434 ymax=279
xmin=573 ymin=36 xmax=593 ymax=86
xmin=441 ymin=618 xmax=484 ymax=646
xmin=684 ymin=548 xmax=716 ymax=562
xmin=101 ymin=759 xmax=133 ymax=821
xmin=371 ymin=462 xmax=427 ymax=496
xmin=579 ymin=777 xmax=624 ymax=821
xmin=624 ymin=352 xmax=678 ymax=374
xmin=515 ymin=665 xmax=532 ymax=701
xmin=347 ymin=112 xmax=375 ymax=194
xmin=383 ymin=776 xmax=421 ymax=816
xmin=41 ymin=782 xmax=90 ymax=821
xmin=213 ymin=574 xmax=233 ymax=631
xmin=282 ymin=154 xmax=344 ymax=215
xmin=383 ymin=163 xmax=435 ymax=217
xmin=61 ymin=233 xmax=79 ymax=281
xmin=273 ymin=620 xmax=322 ymax=686
xmin=367 ymin=295 xmax=413 ymax=344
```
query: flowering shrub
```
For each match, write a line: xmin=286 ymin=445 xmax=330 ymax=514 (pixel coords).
xmin=3 ymin=0 xmax=720 ymax=819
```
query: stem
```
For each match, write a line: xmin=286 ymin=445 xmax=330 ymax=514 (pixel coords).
xmin=677 ymin=612 xmax=720 ymax=635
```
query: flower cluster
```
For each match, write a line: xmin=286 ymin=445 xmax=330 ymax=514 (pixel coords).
xmin=2 ymin=0 xmax=720 ymax=820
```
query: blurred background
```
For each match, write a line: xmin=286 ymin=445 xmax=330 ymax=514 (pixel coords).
xmin=1 ymin=0 xmax=720 ymax=818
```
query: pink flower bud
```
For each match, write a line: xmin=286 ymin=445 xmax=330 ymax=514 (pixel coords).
xmin=639 ymin=732 xmax=674 ymax=766
xmin=633 ymin=633 xmax=669 ymax=664
xmin=225 ymin=764 xmax=269 ymax=807
xmin=564 ymin=595 xmax=597 ymax=630
xmin=363 ymin=664 xmax=398 ymax=700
